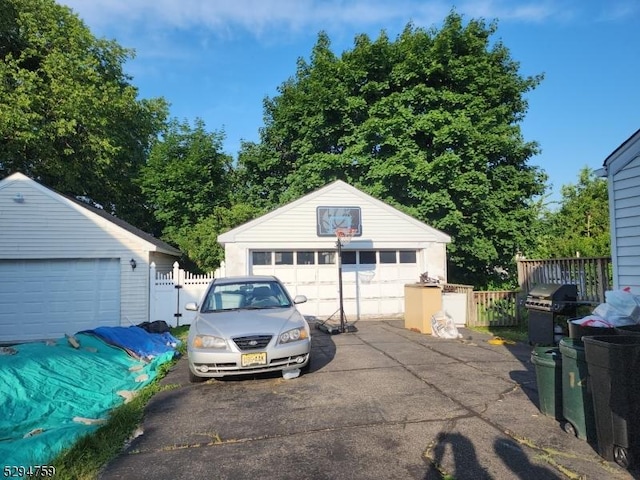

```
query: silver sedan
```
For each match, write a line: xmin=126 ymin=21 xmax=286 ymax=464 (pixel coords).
xmin=186 ymin=276 xmax=311 ymax=382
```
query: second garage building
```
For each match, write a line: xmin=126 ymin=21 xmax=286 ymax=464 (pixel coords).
xmin=218 ymin=180 xmax=451 ymax=320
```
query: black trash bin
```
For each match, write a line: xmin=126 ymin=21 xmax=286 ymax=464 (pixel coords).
xmin=583 ymin=335 xmax=640 ymax=468
xmin=615 ymin=324 xmax=640 ymax=335
xmin=567 ymin=318 xmax=615 ymax=340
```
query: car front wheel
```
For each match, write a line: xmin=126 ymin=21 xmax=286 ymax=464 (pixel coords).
xmin=189 ymin=369 xmax=206 ymax=383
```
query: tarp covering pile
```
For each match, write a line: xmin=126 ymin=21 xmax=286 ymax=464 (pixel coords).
xmin=0 ymin=327 xmax=180 ymax=469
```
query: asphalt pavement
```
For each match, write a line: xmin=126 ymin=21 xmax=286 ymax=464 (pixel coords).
xmin=99 ymin=320 xmax=638 ymax=480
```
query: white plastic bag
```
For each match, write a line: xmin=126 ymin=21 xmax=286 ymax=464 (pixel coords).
xmin=604 ymin=289 xmax=640 ymax=321
xmin=592 ymin=303 xmax=636 ymax=326
xmin=431 ymin=310 xmax=462 ymax=339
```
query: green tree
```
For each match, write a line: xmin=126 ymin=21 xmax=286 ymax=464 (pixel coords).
xmin=140 ymin=118 xmax=234 ymax=243
xmin=532 ymin=167 xmax=610 ymax=258
xmin=0 ymin=0 xmax=168 ymax=228
xmin=140 ymin=118 xmax=263 ymax=270
xmin=178 ymin=203 xmax=260 ymax=272
xmin=237 ymin=13 xmax=547 ymax=288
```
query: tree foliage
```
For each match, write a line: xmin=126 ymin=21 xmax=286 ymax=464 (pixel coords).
xmin=0 ymin=0 xmax=168 ymax=227
xmin=531 ymin=167 xmax=610 ymax=258
xmin=237 ymin=13 xmax=547 ymax=287
xmin=140 ymin=118 xmax=262 ymax=271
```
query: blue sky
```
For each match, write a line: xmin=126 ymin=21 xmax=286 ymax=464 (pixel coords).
xmin=58 ymin=0 xmax=639 ymax=204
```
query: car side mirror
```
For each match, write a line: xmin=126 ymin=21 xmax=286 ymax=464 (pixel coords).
xmin=293 ymin=295 xmax=307 ymax=305
xmin=185 ymin=302 xmax=198 ymax=311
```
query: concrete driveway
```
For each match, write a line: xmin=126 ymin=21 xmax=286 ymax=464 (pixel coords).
xmin=100 ymin=320 xmax=636 ymax=479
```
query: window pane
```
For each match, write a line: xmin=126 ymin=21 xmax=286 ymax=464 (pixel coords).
xmin=379 ymin=251 xmax=397 ymax=263
xmin=399 ymin=250 xmax=417 ymax=263
xmin=359 ymin=251 xmax=376 ymax=264
xmin=318 ymin=251 xmax=336 ymax=265
xmin=252 ymin=251 xmax=272 ymax=265
xmin=297 ymin=251 xmax=315 ymax=265
xmin=275 ymin=251 xmax=294 ymax=265
xmin=341 ymin=251 xmax=357 ymax=264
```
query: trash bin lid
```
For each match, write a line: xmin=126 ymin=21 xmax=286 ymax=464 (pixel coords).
xmin=559 ymin=337 xmax=585 ymax=360
xmin=583 ymin=335 xmax=640 ymax=370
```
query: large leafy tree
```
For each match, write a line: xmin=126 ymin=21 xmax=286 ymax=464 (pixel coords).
xmin=140 ymin=118 xmax=234 ymax=241
xmin=0 ymin=0 xmax=168 ymax=227
xmin=531 ymin=167 xmax=610 ymax=258
xmin=140 ymin=118 xmax=262 ymax=271
xmin=237 ymin=13 xmax=547 ymax=287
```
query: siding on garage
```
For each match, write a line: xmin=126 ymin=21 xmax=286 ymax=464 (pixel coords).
xmin=605 ymin=130 xmax=640 ymax=292
xmin=0 ymin=173 xmax=176 ymax=328
xmin=219 ymin=181 xmax=451 ymax=320
xmin=220 ymin=181 xmax=449 ymax=248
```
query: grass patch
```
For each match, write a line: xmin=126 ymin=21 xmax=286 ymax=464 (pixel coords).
xmin=45 ymin=326 xmax=190 ymax=480
xmin=468 ymin=324 xmax=529 ymax=344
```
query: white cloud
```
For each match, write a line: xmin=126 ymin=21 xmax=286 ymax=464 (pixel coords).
xmin=59 ymin=0 xmax=560 ymax=38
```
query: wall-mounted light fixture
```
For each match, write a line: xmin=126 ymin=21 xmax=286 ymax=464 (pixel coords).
xmin=130 ymin=258 xmax=137 ymax=270
xmin=13 ymin=193 xmax=24 ymax=203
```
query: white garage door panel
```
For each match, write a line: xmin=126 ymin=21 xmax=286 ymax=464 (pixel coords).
xmin=0 ymin=259 xmax=120 ymax=343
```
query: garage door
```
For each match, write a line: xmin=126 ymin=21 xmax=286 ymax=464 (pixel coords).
xmin=250 ymin=249 xmax=419 ymax=319
xmin=0 ymin=259 xmax=120 ymax=343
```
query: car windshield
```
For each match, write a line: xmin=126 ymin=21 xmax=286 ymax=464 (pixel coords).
xmin=201 ymin=280 xmax=292 ymax=312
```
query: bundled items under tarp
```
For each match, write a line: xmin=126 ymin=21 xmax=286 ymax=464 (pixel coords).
xmin=81 ymin=325 xmax=179 ymax=361
xmin=0 ymin=327 xmax=180 ymax=469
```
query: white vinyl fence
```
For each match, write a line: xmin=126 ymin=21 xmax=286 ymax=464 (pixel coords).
xmin=149 ymin=261 xmax=225 ymax=327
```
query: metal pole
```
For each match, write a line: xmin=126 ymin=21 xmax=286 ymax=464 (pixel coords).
xmin=174 ymin=284 xmax=182 ymax=327
xmin=337 ymin=238 xmax=345 ymax=333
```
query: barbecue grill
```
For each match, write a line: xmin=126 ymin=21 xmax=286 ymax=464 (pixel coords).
xmin=525 ymin=283 xmax=578 ymax=345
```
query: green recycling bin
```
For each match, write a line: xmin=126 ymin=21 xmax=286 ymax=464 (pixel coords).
xmin=531 ymin=346 xmax=563 ymax=420
xmin=559 ymin=338 xmax=596 ymax=442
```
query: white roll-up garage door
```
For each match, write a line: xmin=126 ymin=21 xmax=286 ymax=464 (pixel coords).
xmin=0 ymin=258 xmax=120 ymax=343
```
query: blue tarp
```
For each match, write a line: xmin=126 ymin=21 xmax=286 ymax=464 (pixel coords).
xmin=81 ymin=326 xmax=180 ymax=360
xmin=0 ymin=327 xmax=180 ymax=470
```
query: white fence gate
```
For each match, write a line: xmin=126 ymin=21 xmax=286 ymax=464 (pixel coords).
xmin=149 ymin=261 xmax=225 ymax=327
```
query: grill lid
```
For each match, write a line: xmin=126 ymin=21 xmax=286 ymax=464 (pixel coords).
xmin=526 ymin=283 xmax=578 ymax=301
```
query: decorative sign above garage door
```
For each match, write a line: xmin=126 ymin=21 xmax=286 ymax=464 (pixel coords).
xmin=316 ymin=206 xmax=362 ymax=237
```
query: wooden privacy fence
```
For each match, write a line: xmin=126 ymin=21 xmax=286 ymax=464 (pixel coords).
xmin=444 ymin=285 xmax=521 ymax=327
xmin=517 ymin=257 xmax=612 ymax=305
xmin=472 ymin=290 xmax=521 ymax=327
xmin=443 ymin=257 xmax=613 ymax=328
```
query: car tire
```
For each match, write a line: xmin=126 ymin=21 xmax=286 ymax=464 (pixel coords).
xmin=189 ymin=369 xmax=206 ymax=383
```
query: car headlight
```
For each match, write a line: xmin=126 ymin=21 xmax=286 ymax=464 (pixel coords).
xmin=193 ymin=335 xmax=228 ymax=349
xmin=279 ymin=327 xmax=308 ymax=344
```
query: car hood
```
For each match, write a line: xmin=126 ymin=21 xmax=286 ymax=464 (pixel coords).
xmin=193 ymin=307 xmax=305 ymax=338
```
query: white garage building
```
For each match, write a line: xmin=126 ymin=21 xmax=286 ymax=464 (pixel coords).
xmin=0 ymin=172 xmax=181 ymax=343
xmin=219 ymin=180 xmax=451 ymax=320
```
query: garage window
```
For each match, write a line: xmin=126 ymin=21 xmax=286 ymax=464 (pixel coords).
xmin=318 ymin=251 xmax=336 ymax=264
xmin=341 ymin=251 xmax=357 ymax=264
xmin=399 ymin=250 xmax=417 ymax=263
xmin=275 ymin=251 xmax=294 ymax=265
xmin=297 ymin=251 xmax=315 ymax=265
xmin=252 ymin=251 xmax=272 ymax=265
xmin=359 ymin=251 xmax=376 ymax=264
xmin=380 ymin=251 xmax=397 ymax=263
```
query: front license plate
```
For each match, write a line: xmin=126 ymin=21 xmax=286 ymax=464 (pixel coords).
xmin=241 ymin=352 xmax=267 ymax=367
